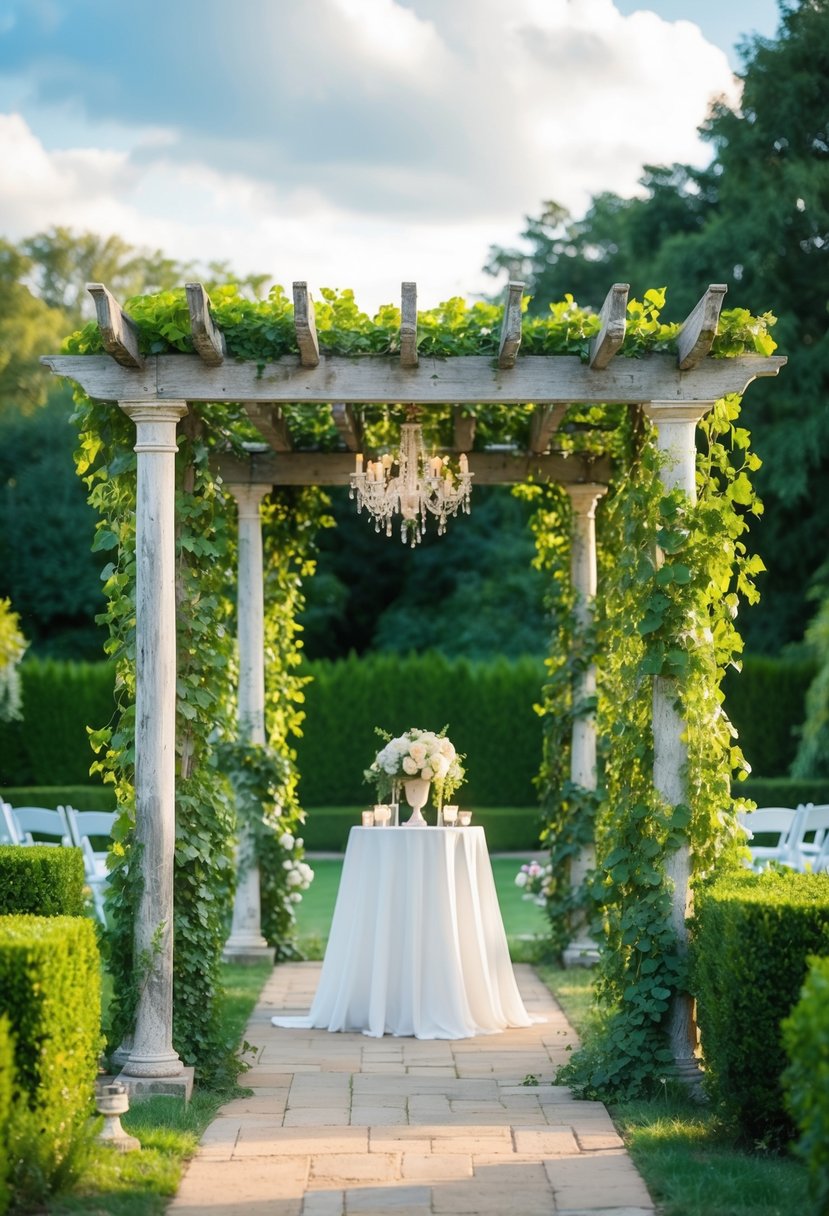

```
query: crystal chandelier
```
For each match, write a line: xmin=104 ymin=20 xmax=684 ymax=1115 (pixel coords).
xmin=349 ymin=416 xmax=473 ymax=547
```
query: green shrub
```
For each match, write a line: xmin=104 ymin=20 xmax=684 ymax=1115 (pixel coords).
xmin=0 ymin=846 xmax=85 ymax=916
xmin=723 ymin=655 xmax=816 ymax=779
xmin=296 ymin=652 xmax=545 ymax=807
xmin=734 ymin=777 xmax=829 ymax=809
xmin=0 ymin=915 xmax=101 ymax=1207
xmin=692 ymin=869 xmax=829 ymax=1147
xmin=300 ymin=806 xmax=542 ymax=852
xmin=0 ymin=785 xmax=117 ymax=812
xmin=0 ymin=1015 xmax=12 ymax=1216
xmin=0 ymin=658 xmax=116 ymax=787
xmin=783 ymin=955 xmax=829 ymax=1213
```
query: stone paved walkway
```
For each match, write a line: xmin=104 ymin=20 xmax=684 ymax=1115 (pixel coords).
xmin=168 ymin=962 xmax=654 ymax=1216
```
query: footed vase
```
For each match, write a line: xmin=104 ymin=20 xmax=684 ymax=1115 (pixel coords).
xmin=402 ymin=778 xmax=431 ymax=827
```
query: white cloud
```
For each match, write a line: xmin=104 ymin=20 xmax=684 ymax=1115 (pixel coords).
xmin=0 ymin=2 xmax=741 ymax=310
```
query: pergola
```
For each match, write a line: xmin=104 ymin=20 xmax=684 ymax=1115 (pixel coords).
xmin=43 ymin=278 xmax=784 ymax=1091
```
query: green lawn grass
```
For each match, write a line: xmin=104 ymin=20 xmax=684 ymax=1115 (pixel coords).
xmin=295 ymin=854 xmax=547 ymax=954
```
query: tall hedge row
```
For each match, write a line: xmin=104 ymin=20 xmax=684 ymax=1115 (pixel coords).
xmin=0 ymin=652 xmax=814 ymax=800
xmin=294 ymin=652 xmax=546 ymax=806
xmin=0 ymin=658 xmax=116 ymax=787
xmin=0 ymin=846 xmax=86 ymax=917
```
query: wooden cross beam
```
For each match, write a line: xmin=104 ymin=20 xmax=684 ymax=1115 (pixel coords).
xmin=529 ymin=404 xmax=568 ymax=454
xmin=243 ymin=404 xmax=292 ymax=452
xmin=292 ymin=282 xmax=320 ymax=368
xmin=331 ymin=402 xmax=362 ymax=451
xmin=400 ymin=282 xmax=418 ymax=368
xmin=588 ymin=283 xmax=629 ymax=370
xmin=186 ymin=283 xmax=226 ymax=366
xmin=87 ymin=283 xmax=144 ymax=370
xmin=498 ymin=281 xmax=524 ymax=369
xmin=677 ymin=284 xmax=727 ymax=370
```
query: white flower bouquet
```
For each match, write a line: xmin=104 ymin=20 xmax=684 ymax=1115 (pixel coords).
xmin=365 ymin=727 xmax=465 ymax=808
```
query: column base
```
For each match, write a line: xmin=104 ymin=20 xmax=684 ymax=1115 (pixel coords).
xmin=671 ymin=1055 xmax=705 ymax=1099
xmin=116 ymin=1066 xmax=194 ymax=1104
xmin=562 ymin=938 xmax=600 ymax=968
xmin=222 ymin=941 xmax=275 ymax=965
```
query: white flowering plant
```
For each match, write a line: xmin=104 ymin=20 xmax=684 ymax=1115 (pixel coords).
xmin=365 ymin=726 xmax=465 ymax=808
xmin=515 ymin=859 xmax=553 ymax=906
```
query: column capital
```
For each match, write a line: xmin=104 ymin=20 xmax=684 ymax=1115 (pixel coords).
xmin=564 ymin=482 xmax=608 ymax=520
xmin=643 ymin=401 xmax=712 ymax=427
xmin=120 ymin=402 xmax=188 ymax=453
xmin=227 ymin=482 xmax=271 ymax=519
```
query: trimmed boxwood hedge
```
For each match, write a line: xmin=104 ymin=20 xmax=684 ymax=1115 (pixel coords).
xmin=783 ymin=955 xmax=829 ymax=1213
xmin=692 ymin=869 xmax=829 ymax=1148
xmin=0 ymin=1015 xmax=12 ymax=1216
xmin=737 ymin=777 xmax=829 ymax=810
xmin=0 ymin=915 xmax=101 ymax=1208
xmin=0 ymin=846 xmax=86 ymax=917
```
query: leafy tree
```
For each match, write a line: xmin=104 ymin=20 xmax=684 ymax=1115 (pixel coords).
xmin=0 ymin=241 xmax=67 ymax=415
xmin=0 ymin=598 xmax=27 ymax=722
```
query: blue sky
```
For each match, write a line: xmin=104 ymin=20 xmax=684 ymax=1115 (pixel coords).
xmin=0 ymin=0 xmax=782 ymax=310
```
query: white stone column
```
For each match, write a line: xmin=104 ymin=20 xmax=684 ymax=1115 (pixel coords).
xmin=643 ymin=401 xmax=711 ymax=1082
xmin=118 ymin=402 xmax=188 ymax=1086
xmin=562 ymin=483 xmax=607 ymax=967
xmin=223 ymin=483 xmax=275 ymax=963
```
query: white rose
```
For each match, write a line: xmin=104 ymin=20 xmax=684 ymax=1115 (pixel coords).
xmin=402 ymin=755 xmax=419 ymax=775
xmin=439 ymin=739 xmax=456 ymax=759
xmin=289 ymin=891 xmax=302 ymax=903
xmin=282 ymin=859 xmax=293 ymax=871
xmin=287 ymin=869 xmax=303 ymax=886
xmin=279 ymin=832 xmax=295 ymax=850
xmin=409 ymin=743 xmax=427 ymax=765
xmin=515 ymin=872 xmax=528 ymax=887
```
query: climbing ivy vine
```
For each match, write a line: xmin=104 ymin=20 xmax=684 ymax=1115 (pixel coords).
xmin=66 ymin=284 xmax=775 ymax=1086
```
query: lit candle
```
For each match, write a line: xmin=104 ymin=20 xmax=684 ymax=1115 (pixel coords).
xmin=382 ymin=453 xmax=393 ymax=470
xmin=443 ymin=805 xmax=458 ymax=825
xmin=355 ymin=452 xmax=363 ymax=474
xmin=361 ymin=810 xmax=375 ymax=827
xmin=431 ymin=456 xmax=442 ymax=476
xmin=459 ymin=810 xmax=472 ymax=826
xmin=459 ymin=453 xmax=469 ymax=474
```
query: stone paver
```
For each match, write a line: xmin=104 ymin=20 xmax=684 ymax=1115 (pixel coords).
xmin=167 ymin=962 xmax=655 ymax=1214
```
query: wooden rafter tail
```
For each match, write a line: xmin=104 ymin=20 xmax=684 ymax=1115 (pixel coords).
xmin=498 ymin=281 xmax=524 ymax=370
xmin=452 ymin=406 xmax=476 ymax=452
xmin=529 ymin=404 xmax=568 ymax=454
xmin=677 ymin=284 xmax=728 ymax=370
xmin=186 ymin=283 xmax=226 ymax=367
xmin=400 ymin=281 xmax=418 ymax=368
xmin=588 ymin=283 xmax=629 ymax=370
xmin=87 ymin=283 xmax=144 ymax=370
xmin=243 ymin=403 xmax=292 ymax=452
xmin=331 ymin=402 xmax=362 ymax=451
xmin=292 ymin=282 xmax=320 ymax=368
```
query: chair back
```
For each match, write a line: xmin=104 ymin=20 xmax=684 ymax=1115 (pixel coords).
xmin=11 ymin=806 xmax=71 ymax=846
xmin=737 ymin=807 xmax=799 ymax=869
xmin=0 ymin=801 xmax=22 ymax=845
xmin=63 ymin=808 xmax=117 ymax=849
xmin=790 ymin=803 xmax=829 ymax=870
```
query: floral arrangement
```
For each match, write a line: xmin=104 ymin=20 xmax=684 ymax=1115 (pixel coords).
xmin=515 ymin=859 xmax=553 ymax=906
xmin=365 ymin=727 xmax=465 ymax=807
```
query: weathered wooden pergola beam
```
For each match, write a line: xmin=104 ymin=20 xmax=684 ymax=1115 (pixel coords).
xmin=214 ymin=449 xmax=613 ymax=488
xmin=292 ymin=282 xmax=320 ymax=368
xmin=588 ymin=283 xmax=629 ymax=370
xmin=529 ymin=404 xmax=568 ymax=454
xmin=400 ymin=282 xmax=418 ymax=368
xmin=677 ymin=284 xmax=727 ymax=370
xmin=331 ymin=402 xmax=362 ymax=451
xmin=87 ymin=283 xmax=144 ymax=369
xmin=498 ymin=281 xmax=524 ymax=370
xmin=42 ymin=351 xmax=785 ymax=406
xmin=243 ymin=403 xmax=292 ymax=452
xmin=186 ymin=283 xmax=226 ymax=367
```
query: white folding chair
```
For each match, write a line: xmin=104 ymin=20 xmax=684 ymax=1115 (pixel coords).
xmin=737 ymin=807 xmax=801 ymax=870
xmin=0 ymin=800 xmax=22 ymax=844
xmin=10 ymin=806 xmax=72 ymax=847
xmin=788 ymin=803 xmax=829 ymax=872
xmin=63 ymin=807 xmax=117 ymax=924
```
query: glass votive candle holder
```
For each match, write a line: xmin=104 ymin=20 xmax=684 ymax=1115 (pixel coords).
xmin=458 ymin=810 xmax=472 ymax=827
xmin=374 ymin=804 xmax=391 ymax=827
xmin=361 ymin=810 xmax=375 ymax=827
xmin=442 ymin=805 xmax=459 ymax=825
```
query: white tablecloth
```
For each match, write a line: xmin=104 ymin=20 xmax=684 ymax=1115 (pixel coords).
xmin=272 ymin=825 xmax=537 ymax=1039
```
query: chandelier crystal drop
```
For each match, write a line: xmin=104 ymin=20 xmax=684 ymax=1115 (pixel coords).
xmin=349 ymin=422 xmax=473 ymax=547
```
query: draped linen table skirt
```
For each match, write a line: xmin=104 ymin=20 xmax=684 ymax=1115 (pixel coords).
xmin=272 ymin=825 xmax=540 ymax=1040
